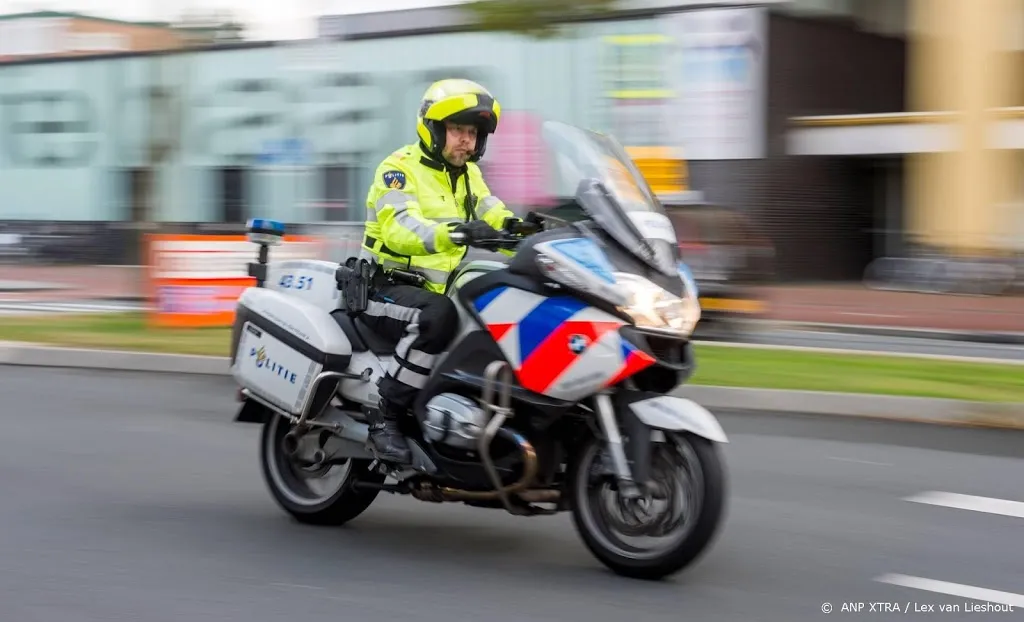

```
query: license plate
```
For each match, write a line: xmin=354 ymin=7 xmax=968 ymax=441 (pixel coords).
xmin=699 ymin=297 xmax=765 ymax=313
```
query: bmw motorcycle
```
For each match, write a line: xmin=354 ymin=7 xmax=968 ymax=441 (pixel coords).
xmin=229 ymin=120 xmax=728 ymax=580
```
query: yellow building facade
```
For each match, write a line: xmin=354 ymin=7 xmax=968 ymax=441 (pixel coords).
xmin=787 ymin=0 xmax=1024 ymax=260
xmin=907 ymin=0 xmax=1024 ymax=256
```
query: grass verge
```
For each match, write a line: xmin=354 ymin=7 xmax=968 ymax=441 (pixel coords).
xmin=1 ymin=313 xmax=1021 ymax=403
xmin=691 ymin=346 xmax=1023 ymax=403
xmin=0 ymin=312 xmax=231 ymax=357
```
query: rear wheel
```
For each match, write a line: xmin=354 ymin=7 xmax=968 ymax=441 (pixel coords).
xmin=568 ymin=431 xmax=727 ymax=580
xmin=260 ymin=412 xmax=384 ymax=525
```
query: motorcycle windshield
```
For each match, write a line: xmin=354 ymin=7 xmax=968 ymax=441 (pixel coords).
xmin=541 ymin=120 xmax=679 ymax=277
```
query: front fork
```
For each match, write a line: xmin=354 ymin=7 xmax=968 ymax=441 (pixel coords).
xmin=592 ymin=393 xmax=655 ymax=500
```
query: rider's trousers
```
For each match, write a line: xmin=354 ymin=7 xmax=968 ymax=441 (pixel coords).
xmin=358 ymin=283 xmax=459 ymax=412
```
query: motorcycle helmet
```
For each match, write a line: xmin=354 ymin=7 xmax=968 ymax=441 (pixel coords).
xmin=417 ymin=79 xmax=501 ymax=163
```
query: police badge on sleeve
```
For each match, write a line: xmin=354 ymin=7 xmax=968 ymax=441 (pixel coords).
xmin=382 ymin=170 xmax=406 ymax=189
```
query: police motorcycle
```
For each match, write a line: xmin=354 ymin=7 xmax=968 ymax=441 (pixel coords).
xmin=230 ymin=120 xmax=728 ymax=580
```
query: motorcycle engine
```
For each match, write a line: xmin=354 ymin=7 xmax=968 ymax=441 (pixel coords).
xmin=421 ymin=393 xmax=491 ymax=451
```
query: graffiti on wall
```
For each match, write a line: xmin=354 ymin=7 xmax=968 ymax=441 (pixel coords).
xmin=0 ymin=64 xmax=495 ymax=169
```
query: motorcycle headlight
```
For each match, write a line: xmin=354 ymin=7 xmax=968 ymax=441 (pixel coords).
xmin=678 ymin=261 xmax=699 ymax=299
xmin=615 ymin=273 xmax=701 ymax=337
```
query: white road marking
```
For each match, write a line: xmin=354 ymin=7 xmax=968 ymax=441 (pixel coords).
xmin=905 ymin=491 xmax=1024 ymax=519
xmin=828 ymin=456 xmax=892 ymax=467
xmin=875 ymin=574 xmax=1024 ymax=608
xmin=269 ymin=582 xmax=324 ymax=590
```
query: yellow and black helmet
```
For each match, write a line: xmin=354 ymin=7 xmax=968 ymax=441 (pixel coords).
xmin=417 ymin=79 xmax=501 ymax=163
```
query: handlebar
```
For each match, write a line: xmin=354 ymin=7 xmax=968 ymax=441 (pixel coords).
xmin=448 ymin=229 xmax=520 ymax=249
xmin=450 ymin=217 xmax=538 ymax=251
xmin=449 ymin=230 xmax=522 ymax=251
xmin=472 ymin=236 xmax=523 ymax=251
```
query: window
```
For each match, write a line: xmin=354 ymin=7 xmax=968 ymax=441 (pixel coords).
xmin=319 ymin=165 xmax=360 ymax=222
xmin=217 ymin=167 xmax=249 ymax=223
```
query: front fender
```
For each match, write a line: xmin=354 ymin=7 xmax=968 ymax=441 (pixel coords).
xmin=624 ymin=394 xmax=729 ymax=444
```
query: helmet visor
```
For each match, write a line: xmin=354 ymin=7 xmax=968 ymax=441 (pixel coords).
xmin=425 ymin=93 xmax=499 ymax=133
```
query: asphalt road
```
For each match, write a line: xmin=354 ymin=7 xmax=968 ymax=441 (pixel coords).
xmin=2 ymin=366 xmax=1023 ymax=622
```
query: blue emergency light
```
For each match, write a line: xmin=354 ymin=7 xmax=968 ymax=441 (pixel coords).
xmin=246 ymin=218 xmax=286 ymax=247
xmin=246 ymin=218 xmax=286 ymax=287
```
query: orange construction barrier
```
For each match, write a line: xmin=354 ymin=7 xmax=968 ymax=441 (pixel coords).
xmin=145 ymin=233 xmax=322 ymax=328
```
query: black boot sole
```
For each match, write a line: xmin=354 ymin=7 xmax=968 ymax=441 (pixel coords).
xmin=366 ymin=440 xmax=411 ymax=465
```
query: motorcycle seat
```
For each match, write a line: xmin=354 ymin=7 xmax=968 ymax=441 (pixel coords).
xmin=330 ymin=310 xmax=397 ymax=355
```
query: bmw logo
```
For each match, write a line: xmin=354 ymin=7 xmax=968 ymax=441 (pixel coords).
xmin=568 ymin=334 xmax=589 ymax=354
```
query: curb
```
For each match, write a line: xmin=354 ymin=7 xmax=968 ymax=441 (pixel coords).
xmin=0 ymin=280 xmax=75 ymax=293
xmin=778 ymin=321 xmax=1024 ymax=345
xmin=0 ymin=341 xmax=228 ymax=376
xmin=1 ymin=341 xmax=1022 ymax=430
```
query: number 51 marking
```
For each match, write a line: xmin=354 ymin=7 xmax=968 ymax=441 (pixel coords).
xmin=279 ymin=274 xmax=314 ymax=290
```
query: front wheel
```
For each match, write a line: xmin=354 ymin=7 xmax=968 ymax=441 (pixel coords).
xmin=260 ymin=412 xmax=384 ymax=526
xmin=568 ymin=431 xmax=727 ymax=580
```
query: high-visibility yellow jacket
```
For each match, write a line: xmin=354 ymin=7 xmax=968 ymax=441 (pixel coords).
xmin=361 ymin=142 xmax=515 ymax=293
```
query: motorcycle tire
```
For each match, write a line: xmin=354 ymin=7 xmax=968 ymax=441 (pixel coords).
xmin=568 ymin=431 xmax=727 ymax=580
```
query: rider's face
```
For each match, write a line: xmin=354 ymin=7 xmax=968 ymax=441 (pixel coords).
xmin=442 ymin=122 xmax=477 ymax=167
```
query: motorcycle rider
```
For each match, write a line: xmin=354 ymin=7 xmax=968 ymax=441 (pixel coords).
xmin=358 ymin=78 xmax=518 ymax=464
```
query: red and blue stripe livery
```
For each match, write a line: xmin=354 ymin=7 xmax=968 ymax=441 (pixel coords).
xmin=472 ymin=286 xmax=655 ymax=400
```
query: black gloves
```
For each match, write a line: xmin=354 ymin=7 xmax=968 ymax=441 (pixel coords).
xmin=453 ymin=220 xmax=500 ymax=246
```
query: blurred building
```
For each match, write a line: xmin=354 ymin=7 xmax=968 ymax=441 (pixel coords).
xmin=321 ymin=0 xmax=1024 ymax=281
xmin=0 ymin=11 xmax=186 ymax=62
xmin=1 ymin=0 xmax=1021 ymax=283
xmin=0 ymin=10 xmax=244 ymax=63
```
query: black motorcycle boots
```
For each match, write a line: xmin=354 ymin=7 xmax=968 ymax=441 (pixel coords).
xmin=367 ymin=398 xmax=412 ymax=464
